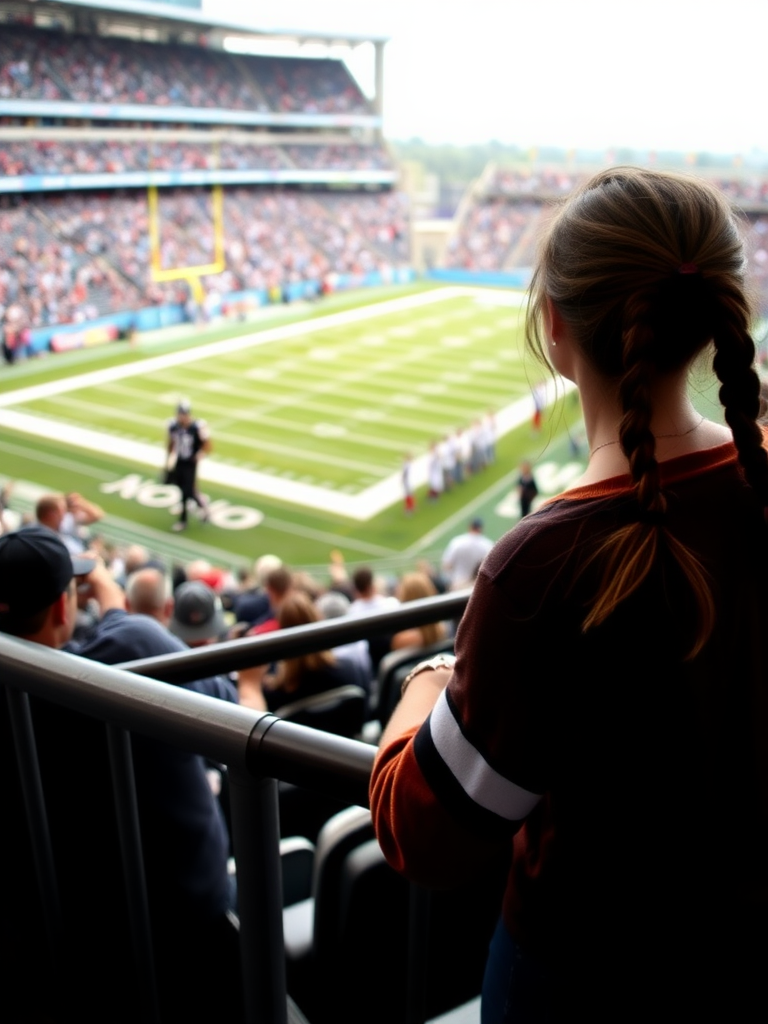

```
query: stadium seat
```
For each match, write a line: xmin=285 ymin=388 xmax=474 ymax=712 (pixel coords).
xmin=273 ymin=684 xmax=368 ymax=739
xmin=283 ymin=805 xmax=410 ymax=1023
xmin=282 ymin=801 xmax=504 ymax=1024
xmin=374 ymin=638 xmax=456 ymax=731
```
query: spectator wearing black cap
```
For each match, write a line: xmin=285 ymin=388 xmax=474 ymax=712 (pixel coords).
xmin=166 ymin=399 xmax=211 ymax=532
xmin=0 ymin=525 xmax=238 ymax=994
xmin=170 ymin=580 xmax=227 ymax=647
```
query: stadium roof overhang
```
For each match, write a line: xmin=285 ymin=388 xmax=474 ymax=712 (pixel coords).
xmin=3 ymin=0 xmax=390 ymax=45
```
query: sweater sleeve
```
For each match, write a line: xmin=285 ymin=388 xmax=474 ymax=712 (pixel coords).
xmin=370 ymin=543 xmax=554 ymax=888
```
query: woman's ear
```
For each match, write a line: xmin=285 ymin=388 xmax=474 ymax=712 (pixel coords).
xmin=545 ymin=297 xmax=566 ymax=345
xmin=544 ymin=297 xmax=576 ymax=381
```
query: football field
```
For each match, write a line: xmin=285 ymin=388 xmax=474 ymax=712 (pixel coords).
xmin=0 ymin=283 xmax=586 ymax=571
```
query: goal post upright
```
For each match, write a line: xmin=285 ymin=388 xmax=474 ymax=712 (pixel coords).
xmin=147 ymin=183 xmax=226 ymax=300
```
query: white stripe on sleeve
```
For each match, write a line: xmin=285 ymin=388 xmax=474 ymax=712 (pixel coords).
xmin=429 ymin=688 xmax=542 ymax=821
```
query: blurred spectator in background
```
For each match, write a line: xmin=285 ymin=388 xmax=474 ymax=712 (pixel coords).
xmin=237 ymin=591 xmax=358 ymax=711
xmin=315 ymin=589 xmax=373 ymax=692
xmin=35 ymin=491 xmax=103 ymax=555
xmin=442 ymin=518 xmax=494 ymax=590
xmin=348 ymin=565 xmax=399 ymax=673
xmin=247 ymin=565 xmax=294 ymax=636
xmin=125 ymin=567 xmax=174 ymax=627
xmin=390 ymin=572 xmax=448 ymax=652
xmin=517 ymin=461 xmax=539 ymax=518
xmin=169 ymin=580 xmax=227 ymax=647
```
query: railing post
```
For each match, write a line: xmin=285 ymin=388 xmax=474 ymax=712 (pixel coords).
xmin=5 ymin=686 xmax=63 ymax=965
xmin=228 ymin=766 xmax=288 ymax=1024
xmin=105 ymin=724 xmax=161 ymax=1024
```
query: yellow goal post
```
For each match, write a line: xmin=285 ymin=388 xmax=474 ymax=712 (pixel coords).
xmin=147 ymin=183 xmax=226 ymax=303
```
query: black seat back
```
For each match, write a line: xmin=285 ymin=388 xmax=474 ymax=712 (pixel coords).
xmin=274 ymin=685 xmax=367 ymax=738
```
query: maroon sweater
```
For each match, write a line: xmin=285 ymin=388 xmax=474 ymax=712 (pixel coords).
xmin=371 ymin=441 xmax=768 ymax=1017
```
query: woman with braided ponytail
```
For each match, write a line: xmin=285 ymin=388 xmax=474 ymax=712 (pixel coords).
xmin=370 ymin=168 xmax=768 ymax=1021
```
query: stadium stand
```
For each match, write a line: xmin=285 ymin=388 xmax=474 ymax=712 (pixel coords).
xmin=0 ymin=186 xmax=412 ymax=329
xmin=0 ymin=26 xmax=372 ymax=114
xmin=0 ymin=10 xmax=408 ymax=341
xmin=444 ymin=162 xmax=768 ymax=314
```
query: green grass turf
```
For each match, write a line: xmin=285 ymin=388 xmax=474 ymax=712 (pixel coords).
xmin=0 ymin=282 xmax=591 ymax=573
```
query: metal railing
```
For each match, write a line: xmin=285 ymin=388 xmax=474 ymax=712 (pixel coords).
xmin=2 ymin=589 xmax=471 ymax=1024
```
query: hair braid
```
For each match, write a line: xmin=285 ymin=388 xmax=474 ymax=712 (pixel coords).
xmin=584 ymin=296 xmax=663 ymax=633
xmin=617 ymin=295 xmax=666 ymax=516
xmin=583 ymin=291 xmax=715 ymax=655
xmin=527 ymin=167 xmax=760 ymax=656
xmin=712 ymin=290 xmax=768 ymax=506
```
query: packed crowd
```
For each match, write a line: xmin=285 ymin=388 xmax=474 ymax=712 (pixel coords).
xmin=488 ymin=167 xmax=583 ymax=197
xmin=0 ymin=139 xmax=289 ymax=175
xmin=0 ymin=25 xmax=371 ymax=115
xmin=253 ymin=56 xmax=372 ymax=115
xmin=445 ymin=198 xmax=543 ymax=271
xmin=0 ymin=488 xmax=476 ymax=687
xmin=0 ymin=489 xmax=478 ymax=1015
xmin=486 ymin=165 xmax=768 ymax=207
xmin=448 ymin=184 xmax=768 ymax=313
xmin=284 ymin=144 xmax=393 ymax=171
xmin=0 ymin=139 xmax=394 ymax=177
xmin=0 ymin=186 xmax=410 ymax=332
xmin=0 ymin=199 xmax=145 ymax=330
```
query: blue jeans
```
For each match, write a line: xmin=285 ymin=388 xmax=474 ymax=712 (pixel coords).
xmin=481 ymin=918 xmax=552 ymax=1024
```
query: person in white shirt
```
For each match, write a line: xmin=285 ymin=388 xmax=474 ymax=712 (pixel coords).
xmin=441 ymin=518 xmax=494 ymax=590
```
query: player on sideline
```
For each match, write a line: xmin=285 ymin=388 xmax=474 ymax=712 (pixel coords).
xmin=167 ymin=400 xmax=211 ymax=532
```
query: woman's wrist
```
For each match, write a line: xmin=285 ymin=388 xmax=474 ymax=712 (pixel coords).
xmin=401 ymin=654 xmax=456 ymax=697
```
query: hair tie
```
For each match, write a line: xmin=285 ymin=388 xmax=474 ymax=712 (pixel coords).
xmin=678 ymin=262 xmax=699 ymax=275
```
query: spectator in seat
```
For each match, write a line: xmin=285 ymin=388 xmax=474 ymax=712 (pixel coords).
xmin=237 ymin=591 xmax=358 ymax=711
xmin=247 ymin=565 xmax=293 ymax=636
xmin=125 ymin=566 xmax=174 ymax=627
xmin=390 ymin=572 xmax=447 ymax=652
xmin=35 ymin=491 xmax=103 ymax=555
xmin=348 ymin=565 xmax=399 ymax=674
xmin=315 ymin=589 xmax=373 ymax=693
xmin=441 ymin=518 xmax=494 ymax=590
xmin=169 ymin=580 xmax=227 ymax=647
xmin=0 ymin=524 xmax=239 ymax=1016
xmin=233 ymin=553 xmax=283 ymax=627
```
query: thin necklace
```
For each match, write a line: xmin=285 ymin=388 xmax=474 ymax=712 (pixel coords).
xmin=589 ymin=416 xmax=705 ymax=459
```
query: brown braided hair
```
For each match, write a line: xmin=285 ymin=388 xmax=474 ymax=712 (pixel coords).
xmin=527 ymin=167 xmax=768 ymax=656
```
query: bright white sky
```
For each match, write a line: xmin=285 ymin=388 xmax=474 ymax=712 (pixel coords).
xmin=205 ymin=0 xmax=768 ymax=155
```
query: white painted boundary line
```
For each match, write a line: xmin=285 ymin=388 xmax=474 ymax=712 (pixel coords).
xmin=0 ymin=287 xmax=535 ymax=521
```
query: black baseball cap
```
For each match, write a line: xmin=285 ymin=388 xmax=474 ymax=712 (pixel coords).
xmin=170 ymin=581 xmax=226 ymax=643
xmin=0 ymin=525 xmax=95 ymax=620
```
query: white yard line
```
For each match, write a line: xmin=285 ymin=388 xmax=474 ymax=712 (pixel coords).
xmin=0 ymin=287 xmax=471 ymax=409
